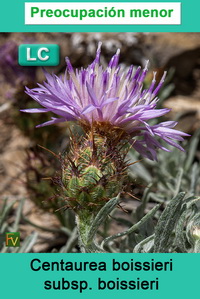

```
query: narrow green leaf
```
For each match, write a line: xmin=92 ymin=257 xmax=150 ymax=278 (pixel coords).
xmin=154 ymin=192 xmax=185 ymax=253
xmin=101 ymin=204 xmax=160 ymax=249
xmin=86 ymin=194 xmax=120 ymax=245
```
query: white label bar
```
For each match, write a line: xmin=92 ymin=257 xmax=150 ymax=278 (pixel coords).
xmin=25 ymin=2 xmax=181 ymax=25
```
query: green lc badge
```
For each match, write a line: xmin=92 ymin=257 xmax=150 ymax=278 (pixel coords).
xmin=18 ymin=44 xmax=60 ymax=66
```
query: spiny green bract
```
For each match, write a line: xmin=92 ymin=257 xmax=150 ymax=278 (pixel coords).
xmin=61 ymin=131 xmax=128 ymax=214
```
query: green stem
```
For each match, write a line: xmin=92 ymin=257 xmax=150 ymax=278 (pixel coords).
xmin=76 ymin=214 xmax=105 ymax=253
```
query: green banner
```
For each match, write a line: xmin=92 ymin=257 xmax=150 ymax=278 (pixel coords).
xmin=0 ymin=0 xmax=200 ymax=32
xmin=0 ymin=1 xmax=200 ymax=299
xmin=1 ymin=253 xmax=199 ymax=299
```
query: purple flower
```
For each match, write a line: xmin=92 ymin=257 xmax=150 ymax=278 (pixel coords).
xmin=21 ymin=42 xmax=189 ymax=160
xmin=0 ymin=41 xmax=36 ymax=86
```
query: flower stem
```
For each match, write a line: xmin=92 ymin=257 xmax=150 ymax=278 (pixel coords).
xmin=76 ymin=214 xmax=105 ymax=253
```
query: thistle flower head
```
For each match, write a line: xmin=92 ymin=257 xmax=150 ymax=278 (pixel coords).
xmin=60 ymin=130 xmax=127 ymax=214
xmin=22 ymin=42 xmax=189 ymax=160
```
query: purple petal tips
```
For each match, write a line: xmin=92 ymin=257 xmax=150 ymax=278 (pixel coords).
xmin=22 ymin=44 xmax=190 ymax=160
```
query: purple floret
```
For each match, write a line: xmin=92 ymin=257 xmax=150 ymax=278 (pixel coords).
xmin=0 ymin=41 xmax=36 ymax=86
xmin=21 ymin=42 xmax=189 ymax=160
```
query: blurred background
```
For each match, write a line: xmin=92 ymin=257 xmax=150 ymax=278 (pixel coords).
xmin=0 ymin=32 xmax=200 ymax=253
